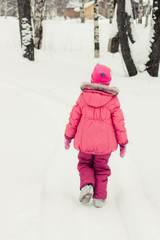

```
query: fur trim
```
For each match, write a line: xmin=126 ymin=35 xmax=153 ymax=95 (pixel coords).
xmin=81 ymin=83 xmax=119 ymax=96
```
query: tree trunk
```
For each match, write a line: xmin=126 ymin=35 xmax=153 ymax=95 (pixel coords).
xmin=126 ymin=13 xmax=135 ymax=44
xmin=17 ymin=0 xmax=34 ymax=61
xmin=117 ymin=0 xmax=137 ymax=76
xmin=44 ymin=0 xmax=53 ymax=19
xmin=94 ymin=0 xmax=100 ymax=58
xmin=108 ymin=1 xmax=119 ymax=53
xmin=108 ymin=33 xmax=119 ymax=53
xmin=80 ymin=0 xmax=85 ymax=23
xmin=146 ymin=0 xmax=160 ymax=77
xmin=34 ymin=0 xmax=45 ymax=49
xmin=145 ymin=0 xmax=151 ymax=27
xmin=138 ymin=0 xmax=143 ymax=23
xmin=109 ymin=0 xmax=115 ymax=24
xmin=4 ymin=0 xmax=7 ymax=19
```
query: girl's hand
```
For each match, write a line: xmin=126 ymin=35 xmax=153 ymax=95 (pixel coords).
xmin=64 ymin=138 xmax=71 ymax=150
xmin=120 ymin=145 xmax=126 ymax=158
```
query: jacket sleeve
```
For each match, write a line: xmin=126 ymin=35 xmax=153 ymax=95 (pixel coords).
xmin=111 ymin=96 xmax=128 ymax=146
xmin=65 ymin=98 xmax=82 ymax=140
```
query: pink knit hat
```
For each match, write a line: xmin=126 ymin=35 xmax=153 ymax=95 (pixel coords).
xmin=91 ymin=64 xmax=112 ymax=85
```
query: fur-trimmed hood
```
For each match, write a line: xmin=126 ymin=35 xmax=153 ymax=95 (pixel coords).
xmin=81 ymin=82 xmax=119 ymax=96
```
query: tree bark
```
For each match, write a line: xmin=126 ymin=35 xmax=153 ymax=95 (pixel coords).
xmin=109 ymin=0 xmax=115 ymax=24
xmin=126 ymin=13 xmax=135 ymax=44
xmin=138 ymin=0 xmax=143 ymax=23
xmin=80 ymin=0 xmax=85 ymax=23
xmin=34 ymin=0 xmax=45 ymax=49
xmin=17 ymin=0 xmax=34 ymax=61
xmin=94 ymin=0 xmax=100 ymax=58
xmin=117 ymin=0 xmax=137 ymax=76
xmin=108 ymin=33 xmax=119 ymax=53
xmin=146 ymin=0 xmax=160 ymax=77
xmin=145 ymin=0 xmax=151 ymax=27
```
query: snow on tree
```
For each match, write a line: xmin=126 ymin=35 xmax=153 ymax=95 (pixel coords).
xmin=94 ymin=0 xmax=100 ymax=58
xmin=17 ymin=0 xmax=34 ymax=61
xmin=34 ymin=0 xmax=45 ymax=49
xmin=108 ymin=0 xmax=135 ymax=53
xmin=108 ymin=3 xmax=119 ymax=53
xmin=117 ymin=0 xmax=137 ymax=76
xmin=146 ymin=0 xmax=160 ymax=77
xmin=125 ymin=0 xmax=136 ymax=43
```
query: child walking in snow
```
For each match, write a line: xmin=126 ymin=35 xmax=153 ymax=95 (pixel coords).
xmin=64 ymin=64 xmax=128 ymax=208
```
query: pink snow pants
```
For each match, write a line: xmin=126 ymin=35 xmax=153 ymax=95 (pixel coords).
xmin=77 ymin=152 xmax=111 ymax=199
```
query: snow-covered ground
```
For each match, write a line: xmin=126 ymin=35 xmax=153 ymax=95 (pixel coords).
xmin=0 ymin=17 xmax=160 ymax=240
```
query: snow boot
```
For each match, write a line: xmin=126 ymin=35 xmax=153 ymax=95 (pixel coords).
xmin=79 ymin=184 xmax=94 ymax=204
xmin=93 ymin=199 xmax=106 ymax=208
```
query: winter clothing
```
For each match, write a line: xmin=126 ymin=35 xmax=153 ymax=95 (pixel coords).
xmin=65 ymin=83 xmax=128 ymax=155
xmin=93 ymin=199 xmax=106 ymax=208
xmin=120 ymin=145 xmax=126 ymax=158
xmin=91 ymin=64 xmax=112 ymax=85
xmin=79 ymin=184 xmax=94 ymax=204
xmin=64 ymin=68 xmax=128 ymax=206
xmin=78 ymin=152 xmax=111 ymax=199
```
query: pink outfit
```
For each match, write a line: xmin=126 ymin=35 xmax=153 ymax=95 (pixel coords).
xmin=78 ymin=152 xmax=111 ymax=199
xmin=65 ymin=83 xmax=128 ymax=155
xmin=65 ymin=81 xmax=128 ymax=200
xmin=91 ymin=64 xmax=112 ymax=85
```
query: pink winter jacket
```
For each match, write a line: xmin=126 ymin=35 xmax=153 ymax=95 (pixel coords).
xmin=65 ymin=83 xmax=128 ymax=155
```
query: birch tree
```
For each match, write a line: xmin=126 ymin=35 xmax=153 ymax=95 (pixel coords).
xmin=109 ymin=0 xmax=115 ymax=24
xmin=34 ymin=0 xmax=45 ymax=49
xmin=80 ymin=0 xmax=85 ymax=23
xmin=138 ymin=0 xmax=143 ymax=23
xmin=125 ymin=0 xmax=135 ymax=44
xmin=146 ymin=0 xmax=160 ymax=77
xmin=94 ymin=0 xmax=100 ymax=58
xmin=145 ymin=0 xmax=151 ymax=27
xmin=117 ymin=0 xmax=137 ymax=76
xmin=17 ymin=0 xmax=34 ymax=61
xmin=108 ymin=3 xmax=119 ymax=53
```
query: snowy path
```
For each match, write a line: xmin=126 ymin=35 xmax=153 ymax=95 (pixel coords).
xmin=0 ymin=77 xmax=128 ymax=240
xmin=0 ymin=80 xmax=57 ymax=240
xmin=1 ymin=60 xmax=160 ymax=240
xmin=0 ymin=60 xmax=160 ymax=240
xmin=0 ymin=17 xmax=160 ymax=240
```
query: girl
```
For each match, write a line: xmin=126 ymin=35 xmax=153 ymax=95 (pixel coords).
xmin=64 ymin=64 xmax=128 ymax=208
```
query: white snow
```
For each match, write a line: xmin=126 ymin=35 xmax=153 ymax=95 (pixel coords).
xmin=125 ymin=0 xmax=133 ymax=15
xmin=0 ymin=16 xmax=160 ymax=240
xmin=133 ymin=0 xmax=150 ymax=5
xmin=84 ymin=1 xmax=94 ymax=8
